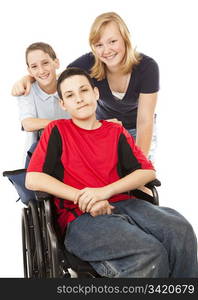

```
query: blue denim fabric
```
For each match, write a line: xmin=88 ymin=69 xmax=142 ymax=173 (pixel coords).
xmin=64 ymin=199 xmax=198 ymax=278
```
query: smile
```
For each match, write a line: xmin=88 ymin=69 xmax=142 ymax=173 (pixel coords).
xmin=103 ymin=54 xmax=117 ymax=60
xmin=39 ymin=74 xmax=50 ymax=79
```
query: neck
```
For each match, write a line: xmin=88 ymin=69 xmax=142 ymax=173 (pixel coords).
xmin=106 ymin=66 xmax=122 ymax=76
xmin=38 ymin=79 xmax=57 ymax=94
xmin=73 ymin=116 xmax=101 ymax=130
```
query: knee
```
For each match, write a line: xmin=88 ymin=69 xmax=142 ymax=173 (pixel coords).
xmin=118 ymin=239 xmax=169 ymax=278
xmin=168 ymin=213 xmax=196 ymax=242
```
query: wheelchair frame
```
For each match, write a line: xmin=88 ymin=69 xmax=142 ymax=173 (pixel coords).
xmin=22 ymin=179 xmax=161 ymax=278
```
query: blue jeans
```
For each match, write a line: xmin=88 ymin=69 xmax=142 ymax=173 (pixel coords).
xmin=64 ymin=199 xmax=198 ymax=278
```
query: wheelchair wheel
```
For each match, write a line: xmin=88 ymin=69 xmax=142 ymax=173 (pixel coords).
xmin=21 ymin=201 xmax=46 ymax=278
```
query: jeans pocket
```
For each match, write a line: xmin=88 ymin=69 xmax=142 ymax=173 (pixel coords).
xmin=91 ymin=260 xmax=119 ymax=278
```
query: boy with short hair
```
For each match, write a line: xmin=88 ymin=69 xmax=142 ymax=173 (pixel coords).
xmin=17 ymin=42 xmax=70 ymax=154
xmin=26 ymin=67 xmax=198 ymax=278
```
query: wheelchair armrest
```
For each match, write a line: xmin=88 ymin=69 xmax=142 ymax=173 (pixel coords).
xmin=145 ymin=179 xmax=161 ymax=189
xmin=35 ymin=191 xmax=53 ymax=202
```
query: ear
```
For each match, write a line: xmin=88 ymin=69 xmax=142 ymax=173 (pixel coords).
xmin=54 ymin=58 xmax=60 ymax=70
xmin=94 ymin=87 xmax=99 ymax=101
xmin=59 ymin=99 xmax=67 ymax=111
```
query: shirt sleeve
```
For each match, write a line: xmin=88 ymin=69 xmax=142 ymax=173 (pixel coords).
xmin=117 ymin=127 xmax=154 ymax=177
xmin=27 ymin=122 xmax=63 ymax=179
xmin=17 ymin=92 xmax=37 ymax=121
xmin=67 ymin=52 xmax=94 ymax=73
xmin=139 ymin=58 xmax=159 ymax=93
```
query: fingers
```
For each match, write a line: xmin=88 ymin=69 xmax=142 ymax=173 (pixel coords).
xmin=73 ymin=189 xmax=85 ymax=204
xmin=74 ymin=188 xmax=98 ymax=212
xmin=106 ymin=118 xmax=122 ymax=125
xmin=74 ymin=188 xmax=114 ymax=214
xmin=24 ymin=81 xmax=31 ymax=96
xmin=11 ymin=81 xmax=26 ymax=96
xmin=86 ymin=198 xmax=97 ymax=212
xmin=77 ymin=193 xmax=96 ymax=212
xmin=90 ymin=203 xmax=115 ymax=217
xmin=107 ymin=205 xmax=115 ymax=214
xmin=11 ymin=86 xmax=24 ymax=96
xmin=82 ymin=197 xmax=95 ymax=212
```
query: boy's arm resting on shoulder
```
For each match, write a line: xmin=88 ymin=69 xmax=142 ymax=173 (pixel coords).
xmin=18 ymin=92 xmax=52 ymax=131
xmin=12 ymin=75 xmax=35 ymax=96
xmin=22 ymin=118 xmax=52 ymax=132
xmin=25 ymin=172 xmax=79 ymax=202
xmin=76 ymin=169 xmax=156 ymax=212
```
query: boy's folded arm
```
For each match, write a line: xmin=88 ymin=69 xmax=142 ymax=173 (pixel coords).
xmin=77 ymin=169 xmax=156 ymax=212
xmin=25 ymin=172 xmax=79 ymax=202
xmin=106 ymin=169 xmax=156 ymax=197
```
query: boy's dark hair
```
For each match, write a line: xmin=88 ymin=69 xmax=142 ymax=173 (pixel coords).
xmin=57 ymin=67 xmax=95 ymax=100
xmin=25 ymin=42 xmax=57 ymax=66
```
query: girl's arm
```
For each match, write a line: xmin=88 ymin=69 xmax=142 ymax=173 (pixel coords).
xmin=136 ymin=92 xmax=158 ymax=157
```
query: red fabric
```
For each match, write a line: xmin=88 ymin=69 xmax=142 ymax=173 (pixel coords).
xmin=28 ymin=119 xmax=154 ymax=234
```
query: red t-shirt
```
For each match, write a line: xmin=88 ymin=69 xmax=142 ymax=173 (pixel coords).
xmin=27 ymin=119 xmax=154 ymax=234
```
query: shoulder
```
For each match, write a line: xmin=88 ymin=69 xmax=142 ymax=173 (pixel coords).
xmin=135 ymin=53 xmax=159 ymax=92
xmin=102 ymin=120 xmax=125 ymax=134
xmin=67 ymin=52 xmax=95 ymax=72
xmin=137 ymin=53 xmax=159 ymax=73
xmin=42 ymin=119 xmax=71 ymax=141
xmin=102 ymin=121 xmax=136 ymax=146
xmin=47 ymin=118 xmax=70 ymax=129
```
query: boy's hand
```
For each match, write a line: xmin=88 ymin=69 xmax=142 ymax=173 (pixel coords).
xmin=74 ymin=187 xmax=113 ymax=212
xmin=106 ymin=118 xmax=122 ymax=125
xmin=89 ymin=200 xmax=115 ymax=217
xmin=11 ymin=75 xmax=33 ymax=96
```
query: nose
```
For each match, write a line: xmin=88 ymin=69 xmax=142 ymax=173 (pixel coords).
xmin=38 ymin=65 xmax=45 ymax=74
xmin=75 ymin=93 xmax=83 ymax=104
xmin=103 ymin=44 xmax=111 ymax=55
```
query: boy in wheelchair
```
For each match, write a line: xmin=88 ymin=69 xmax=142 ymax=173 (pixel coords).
xmin=25 ymin=67 xmax=198 ymax=277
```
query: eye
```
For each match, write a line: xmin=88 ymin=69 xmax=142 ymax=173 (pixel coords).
xmin=31 ymin=65 xmax=37 ymax=69
xmin=81 ymin=88 xmax=88 ymax=92
xmin=110 ymin=40 xmax=117 ymax=44
xmin=43 ymin=61 xmax=49 ymax=65
xmin=95 ymin=43 xmax=103 ymax=48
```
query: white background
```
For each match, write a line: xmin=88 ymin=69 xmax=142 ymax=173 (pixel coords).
xmin=0 ymin=0 xmax=197 ymax=277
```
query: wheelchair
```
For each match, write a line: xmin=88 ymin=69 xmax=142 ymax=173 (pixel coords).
xmin=3 ymin=168 xmax=161 ymax=278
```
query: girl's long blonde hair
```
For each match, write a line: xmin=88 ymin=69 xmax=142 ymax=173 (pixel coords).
xmin=89 ymin=12 xmax=141 ymax=80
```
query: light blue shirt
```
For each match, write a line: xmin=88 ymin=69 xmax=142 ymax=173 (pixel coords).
xmin=17 ymin=81 xmax=70 ymax=152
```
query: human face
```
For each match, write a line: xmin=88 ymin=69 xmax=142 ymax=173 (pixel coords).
xmin=59 ymin=75 xmax=99 ymax=121
xmin=27 ymin=50 xmax=59 ymax=92
xmin=93 ymin=21 xmax=126 ymax=71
